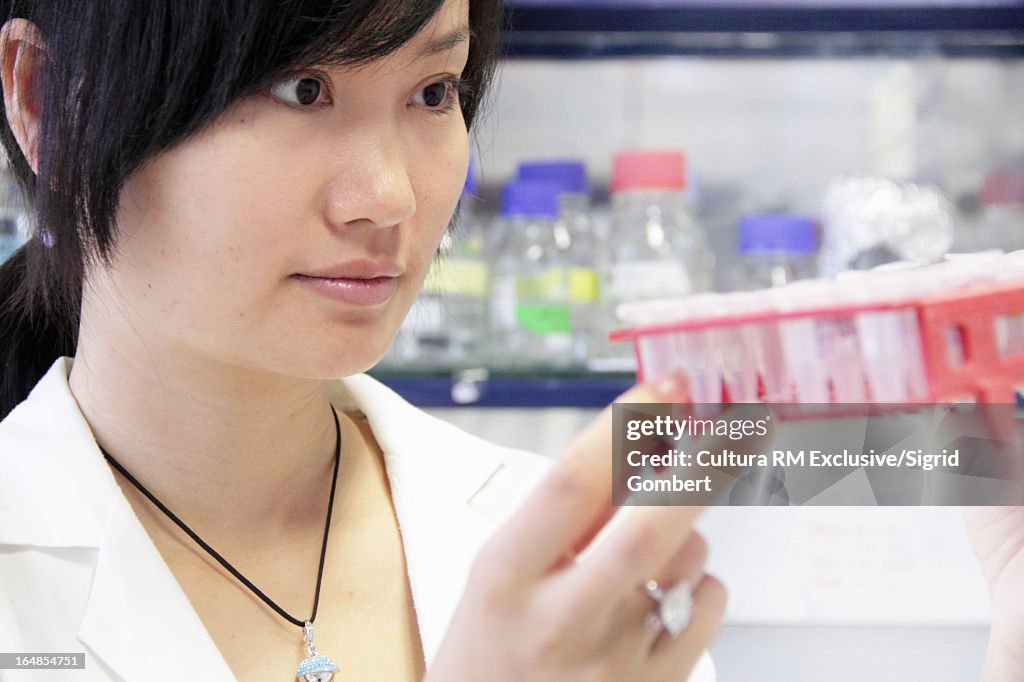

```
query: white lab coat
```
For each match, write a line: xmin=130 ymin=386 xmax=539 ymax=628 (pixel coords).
xmin=0 ymin=357 xmax=715 ymax=681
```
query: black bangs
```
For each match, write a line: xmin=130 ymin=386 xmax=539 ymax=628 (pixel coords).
xmin=282 ymin=0 xmax=445 ymax=69
xmin=256 ymin=0 xmax=496 ymax=126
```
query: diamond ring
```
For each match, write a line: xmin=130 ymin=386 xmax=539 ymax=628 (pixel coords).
xmin=642 ymin=578 xmax=693 ymax=637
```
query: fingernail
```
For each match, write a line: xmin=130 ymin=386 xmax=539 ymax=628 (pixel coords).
xmin=651 ymin=370 xmax=690 ymax=401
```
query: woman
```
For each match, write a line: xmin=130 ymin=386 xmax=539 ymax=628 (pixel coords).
xmin=0 ymin=1 xmax=723 ymax=680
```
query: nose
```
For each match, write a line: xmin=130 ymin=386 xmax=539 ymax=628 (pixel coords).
xmin=321 ymin=131 xmax=416 ymax=230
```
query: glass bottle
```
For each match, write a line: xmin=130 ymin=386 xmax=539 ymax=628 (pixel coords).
xmin=594 ymin=150 xmax=713 ymax=371
xmin=489 ymin=180 xmax=574 ymax=369
xmin=735 ymin=213 xmax=819 ymax=290
xmin=518 ymin=160 xmax=600 ymax=367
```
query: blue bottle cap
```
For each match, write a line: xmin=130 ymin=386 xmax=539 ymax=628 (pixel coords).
xmin=517 ymin=160 xmax=589 ymax=195
xmin=502 ymin=180 xmax=561 ymax=219
xmin=738 ymin=214 xmax=819 ymax=255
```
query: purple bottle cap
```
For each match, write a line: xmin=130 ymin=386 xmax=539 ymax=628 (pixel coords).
xmin=518 ymin=160 xmax=589 ymax=195
xmin=738 ymin=214 xmax=819 ymax=255
xmin=502 ymin=180 xmax=561 ymax=219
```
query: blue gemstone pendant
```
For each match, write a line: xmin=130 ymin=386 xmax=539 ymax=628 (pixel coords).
xmin=296 ymin=622 xmax=340 ymax=682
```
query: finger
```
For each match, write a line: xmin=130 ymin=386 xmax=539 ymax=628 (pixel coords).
xmin=484 ymin=372 xmax=691 ymax=582
xmin=567 ymin=373 xmax=700 ymax=558
xmin=649 ymin=574 xmax=727 ymax=678
xmin=568 ymin=501 xmax=705 ymax=607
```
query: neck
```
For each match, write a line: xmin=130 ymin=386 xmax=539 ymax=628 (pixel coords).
xmin=70 ymin=316 xmax=342 ymax=544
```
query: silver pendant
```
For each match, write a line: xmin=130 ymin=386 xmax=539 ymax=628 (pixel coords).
xmin=296 ymin=621 xmax=340 ymax=682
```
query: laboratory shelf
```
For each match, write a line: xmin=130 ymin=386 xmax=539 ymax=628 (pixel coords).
xmin=368 ymin=370 xmax=636 ymax=407
xmin=502 ymin=2 xmax=1024 ymax=58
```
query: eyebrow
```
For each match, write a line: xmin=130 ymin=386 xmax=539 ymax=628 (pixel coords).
xmin=417 ymin=25 xmax=471 ymax=59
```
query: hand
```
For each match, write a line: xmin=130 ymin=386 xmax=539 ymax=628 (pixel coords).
xmin=425 ymin=374 xmax=724 ymax=682
xmin=964 ymin=505 xmax=1024 ymax=681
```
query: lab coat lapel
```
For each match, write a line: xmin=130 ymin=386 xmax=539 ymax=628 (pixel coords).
xmin=335 ymin=376 xmax=511 ymax=667
xmin=76 ymin=491 xmax=236 ymax=681
xmin=0 ymin=358 xmax=236 ymax=680
xmin=0 ymin=358 xmax=109 ymax=549
xmin=380 ymin=448 xmax=497 ymax=668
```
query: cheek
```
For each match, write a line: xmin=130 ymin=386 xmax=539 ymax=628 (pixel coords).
xmin=407 ymin=129 xmax=469 ymax=266
xmin=114 ymin=130 xmax=308 ymax=327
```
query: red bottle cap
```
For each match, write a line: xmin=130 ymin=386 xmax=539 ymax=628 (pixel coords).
xmin=611 ymin=150 xmax=686 ymax=193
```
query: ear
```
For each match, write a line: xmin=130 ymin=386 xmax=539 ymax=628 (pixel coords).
xmin=0 ymin=18 xmax=46 ymax=174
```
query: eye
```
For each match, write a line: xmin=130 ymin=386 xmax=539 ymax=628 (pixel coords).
xmin=411 ymin=79 xmax=458 ymax=112
xmin=268 ymin=75 xmax=330 ymax=107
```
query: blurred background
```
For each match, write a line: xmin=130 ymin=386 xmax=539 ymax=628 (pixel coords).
xmin=2 ymin=2 xmax=1022 ymax=679
xmin=372 ymin=0 xmax=1024 ymax=386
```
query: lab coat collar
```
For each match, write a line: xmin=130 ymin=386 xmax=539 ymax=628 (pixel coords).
xmin=0 ymin=357 xmax=236 ymax=678
xmin=0 ymin=357 xmax=530 ymax=679
xmin=327 ymin=373 xmax=523 ymax=665
xmin=0 ymin=357 xmax=114 ymax=548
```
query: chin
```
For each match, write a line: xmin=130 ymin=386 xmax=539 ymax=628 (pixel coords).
xmin=294 ymin=337 xmax=394 ymax=380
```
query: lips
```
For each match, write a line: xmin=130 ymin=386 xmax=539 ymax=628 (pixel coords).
xmin=297 ymin=259 xmax=404 ymax=280
xmin=292 ymin=260 xmax=403 ymax=306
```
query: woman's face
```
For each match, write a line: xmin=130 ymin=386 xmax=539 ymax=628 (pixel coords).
xmin=96 ymin=0 xmax=471 ymax=379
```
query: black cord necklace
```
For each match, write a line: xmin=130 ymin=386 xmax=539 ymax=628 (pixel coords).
xmin=98 ymin=405 xmax=343 ymax=682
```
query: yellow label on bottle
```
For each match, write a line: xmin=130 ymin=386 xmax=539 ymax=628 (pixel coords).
xmin=422 ymin=259 xmax=488 ymax=297
xmin=568 ymin=267 xmax=600 ymax=302
xmin=518 ymin=268 xmax=569 ymax=299
xmin=442 ymin=259 xmax=488 ymax=297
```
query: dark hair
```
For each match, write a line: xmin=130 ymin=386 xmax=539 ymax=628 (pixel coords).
xmin=0 ymin=0 xmax=503 ymax=420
